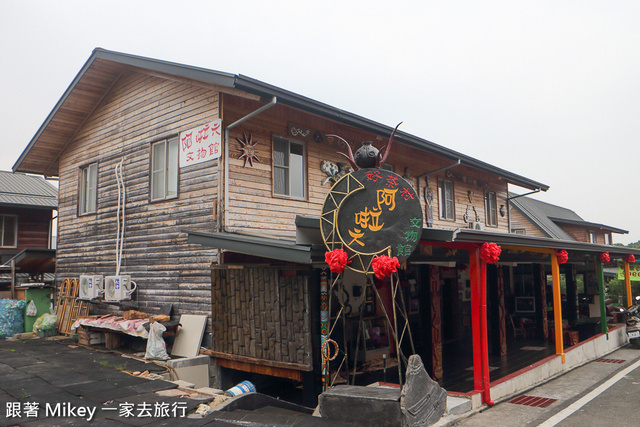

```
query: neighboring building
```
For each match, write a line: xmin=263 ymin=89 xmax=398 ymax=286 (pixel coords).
xmin=509 ymin=193 xmax=627 ymax=244
xmin=12 ymin=48 xmax=640 ymax=407
xmin=0 ymin=171 xmax=57 ymax=286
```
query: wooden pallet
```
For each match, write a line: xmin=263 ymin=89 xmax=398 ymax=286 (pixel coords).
xmin=55 ymin=278 xmax=91 ymax=335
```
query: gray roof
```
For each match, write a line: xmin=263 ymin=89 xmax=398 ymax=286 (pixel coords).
xmin=13 ymin=48 xmax=549 ymax=193
xmin=509 ymin=193 xmax=627 ymax=239
xmin=0 ymin=171 xmax=57 ymax=209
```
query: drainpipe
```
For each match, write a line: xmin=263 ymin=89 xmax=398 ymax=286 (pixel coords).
xmin=222 ymin=96 xmax=277 ymax=232
xmin=550 ymin=252 xmax=565 ymax=362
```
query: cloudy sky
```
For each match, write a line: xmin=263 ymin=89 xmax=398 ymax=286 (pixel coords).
xmin=2 ymin=1 xmax=639 ymax=244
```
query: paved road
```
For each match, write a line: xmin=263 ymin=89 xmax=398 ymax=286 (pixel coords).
xmin=453 ymin=346 xmax=640 ymax=427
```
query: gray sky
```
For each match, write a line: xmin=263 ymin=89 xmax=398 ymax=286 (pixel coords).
xmin=2 ymin=1 xmax=639 ymax=244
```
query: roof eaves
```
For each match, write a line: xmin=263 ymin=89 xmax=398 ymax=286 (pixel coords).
xmin=234 ymin=75 xmax=549 ymax=192
xmin=548 ymin=216 xmax=628 ymax=234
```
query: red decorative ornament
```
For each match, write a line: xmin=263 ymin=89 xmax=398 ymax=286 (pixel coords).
xmin=628 ymin=254 xmax=636 ymax=263
xmin=372 ymin=255 xmax=400 ymax=280
xmin=325 ymin=249 xmax=350 ymax=274
xmin=599 ymin=252 xmax=610 ymax=263
xmin=556 ymin=250 xmax=568 ymax=265
xmin=480 ymin=242 xmax=501 ymax=264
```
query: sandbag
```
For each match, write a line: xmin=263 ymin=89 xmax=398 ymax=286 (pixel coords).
xmin=145 ymin=321 xmax=169 ymax=360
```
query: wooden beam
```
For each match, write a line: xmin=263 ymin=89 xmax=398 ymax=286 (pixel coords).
xmin=200 ymin=348 xmax=313 ymax=372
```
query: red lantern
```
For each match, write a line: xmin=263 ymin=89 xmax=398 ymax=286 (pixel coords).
xmin=599 ymin=252 xmax=610 ymax=263
xmin=628 ymin=254 xmax=636 ymax=263
xmin=325 ymin=249 xmax=350 ymax=274
xmin=556 ymin=250 xmax=568 ymax=265
xmin=372 ymin=255 xmax=400 ymax=280
xmin=480 ymin=242 xmax=501 ymax=264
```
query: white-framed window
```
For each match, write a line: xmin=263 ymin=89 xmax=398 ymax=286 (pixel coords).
xmin=0 ymin=215 xmax=17 ymax=248
xmin=438 ymin=178 xmax=455 ymax=220
xmin=605 ymin=233 xmax=611 ymax=245
xmin=588 ymin=231 xmax=596 ymax=243
xmin=79 ymin=162 xmax=98 ymax=215
xmin=512 ymin=228 xmax=526 ymax=235
xmin=151 ymin=137 xmax=179 ymax=201
xmin=273 ymin=136 xmax=306 ymax=199
xmin=485 ymin=191 xmax=497 ymax=227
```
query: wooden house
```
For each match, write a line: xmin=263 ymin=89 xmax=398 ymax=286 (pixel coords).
xmin=509 ymin=193 xmax=627 ymax=244
xmin=13 ymin=48 xmax=640 ymax=406
xmin=0 ymin=171 xmax=57 ymax=289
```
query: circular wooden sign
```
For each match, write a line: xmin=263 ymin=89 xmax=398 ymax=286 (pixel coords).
xmin=321 ymin=168 xmax=423 ymax=273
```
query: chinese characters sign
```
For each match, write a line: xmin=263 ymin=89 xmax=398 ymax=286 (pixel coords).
xmin=179 ymin=120 xmax=222 ymax=168
xmin=321 ymin=168 xmax=423 ymax=274
xmin=618 ymin=261 xmax=640 ymax=281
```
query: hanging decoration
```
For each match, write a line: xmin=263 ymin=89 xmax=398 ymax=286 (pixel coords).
xmin=236 ymin=133 xmax=260 ymax=167
xmin=319 ymin=271 xmax=330 ymax=391
xmin=372 ymin=255 xmax=400 ymax=280
xmin=328 ymin=122 xmax=402 ymax=170
xmin=325 ymin=249 xmax=350 ymax=274
xmin=556 ymin=250 xmax=569 ymax=264
xmin=628 ymin=254 xmax=636 ymax=263
xmin=599 ymin=252 xmax=610 ymax=263
xmin=480 ymin=242 xmax=501 ymax=264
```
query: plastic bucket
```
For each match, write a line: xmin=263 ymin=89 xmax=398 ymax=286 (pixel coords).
xmin=225 ymin=380 xmax=256 ymax=397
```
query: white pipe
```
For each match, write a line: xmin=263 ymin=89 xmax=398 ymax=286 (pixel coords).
xmin=222 ymin=96 xmax=277 ymax=232
xmin=114 ymin=158 xmax=126 ymax=275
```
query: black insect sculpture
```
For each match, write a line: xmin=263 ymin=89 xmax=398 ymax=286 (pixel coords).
xmin=327 ymin=122 xmax=402 ymax=170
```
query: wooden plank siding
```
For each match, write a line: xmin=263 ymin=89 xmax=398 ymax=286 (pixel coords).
xmin=222 ymin=94 xmax=510 ymax=239
xmin=0 ymin=207 xmax=52 ymax=255
xmin=56 ymin=69 xmax=224 ymax=318
xmin=509 ymin=207 xmax=547 ymax=237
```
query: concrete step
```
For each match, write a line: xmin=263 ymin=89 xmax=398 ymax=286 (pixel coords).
xmin=446 ymin=395 xmax=472 ymax=415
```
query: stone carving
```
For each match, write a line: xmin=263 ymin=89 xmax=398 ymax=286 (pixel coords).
xmin=400 ymin=354 xmax=447 ymax=426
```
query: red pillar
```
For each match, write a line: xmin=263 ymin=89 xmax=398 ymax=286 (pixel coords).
xmin=469 ymin=246 xmax=483 ymax=393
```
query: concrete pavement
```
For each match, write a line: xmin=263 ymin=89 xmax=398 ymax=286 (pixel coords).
xmin=445 ymin=345 xmax=640 ymax=426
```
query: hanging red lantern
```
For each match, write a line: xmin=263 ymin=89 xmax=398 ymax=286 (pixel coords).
xmin=372 ymin=255 xmax=400 ymax=279
xmin=556 ymin=250 xmax=568 ymax=265
xmin=480 ymin=242 xmax=501 ymax=264
xmin=599 ymin=252 xmax=610 ymax=263
xmin=628 ymin=254 xmax=636 ymax=263
xmin=325 ymin=249 xmax=350 ymax=274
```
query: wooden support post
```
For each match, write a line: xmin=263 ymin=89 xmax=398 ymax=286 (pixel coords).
xmin=539 ymin=264 xmax=549 ymax=340
xmin=497 ymin=266 xmax=507 ymax=356
xmin=430 ymin=265 xmax=443 ymax=380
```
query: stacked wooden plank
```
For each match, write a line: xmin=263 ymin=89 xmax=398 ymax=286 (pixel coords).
xmin=55 ymin=278 xmax=90 ymax=335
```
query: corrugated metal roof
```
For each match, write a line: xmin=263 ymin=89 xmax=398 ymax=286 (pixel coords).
xmin=0 ymin=171 xmax=57 ymax=209
xmin=509 ymin=194 xmax=626 ymax=239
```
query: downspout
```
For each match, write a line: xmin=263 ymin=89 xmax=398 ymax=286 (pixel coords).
xmin=222 ymin=96 xmax=277 ymax=232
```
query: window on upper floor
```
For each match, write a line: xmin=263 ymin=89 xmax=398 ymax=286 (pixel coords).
xmin=438 ymin=178 xmax=455 ymax=221
xmin=485 ymin=191 xmax=497 ymax=227
xmin=0 ymin=215 xmax=17 ymax=248
xmin=273 ymin=136 xmax=306 ymax=199
xmin=588 ymin=230 xmax=596 ymax=243
xmin=79 ymin=162 xmax=98 ymax=215
xmin=151 ymin=137 xmax=179 ymax=201
xmin=512 ymin=228 xmax=526 ymax=235
xmin=605 ymin=233 xmax=611 ymax=245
